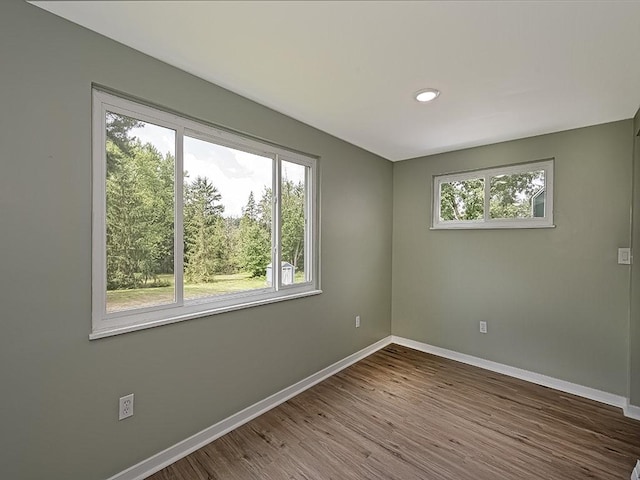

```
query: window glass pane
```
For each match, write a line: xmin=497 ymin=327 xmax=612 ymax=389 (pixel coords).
xmin=105 ymin=112 xmax=176 ymax=313
xmin=183 ymin=136 xmax=272 ymax=300
xmin=280 ymin=161 xmax=308 ymax=284
xmin=439 ymin=178 xmax=484 ymax=221
xmin=490 ymin=170 xmax=545 ymax=219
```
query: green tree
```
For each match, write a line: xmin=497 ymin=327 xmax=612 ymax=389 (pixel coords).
xmin=183 ymin=176 xmax=224 ymax=283
xmin=440 ymin=179 xmax=484 ymax=221
xmin=106 ymin=139 xmax=174 ymax=289
xmin=238 ymin=181 xmax=306 ymax=278
xmin=239 ymin=191 xmax=271 ymax=277
xmin=216 ymin=216 xmax=241 ymax=275
xmin=258 ymin=187 xmax=273 ymax=229
xmin=439 ymin=171 xmax=545 ymax=222
xmin=281 ymin=179 xmax=305 ymax=270
xmin=105 ymin=112 xmax=142 ymax=174
xmin=490 ymin=171 xmax=544 ymax=219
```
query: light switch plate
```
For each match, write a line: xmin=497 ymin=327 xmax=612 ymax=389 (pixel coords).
xmin=618 ymin=248 xmax=632 ymax=265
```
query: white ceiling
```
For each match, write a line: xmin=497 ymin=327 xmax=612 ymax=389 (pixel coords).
xmin=32 ymin=1 xmax=640 ymax=161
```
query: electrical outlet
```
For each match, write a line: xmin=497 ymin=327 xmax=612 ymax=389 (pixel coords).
xmin=355 ymin=315 xmax=361 ymax=328
xmin=479 ymin=321 xmax=488 ymax=334
xmin=119 ymin=394 xmax=134 ymax=420
xmin=618 ymin=247 xmax=632 ymax=265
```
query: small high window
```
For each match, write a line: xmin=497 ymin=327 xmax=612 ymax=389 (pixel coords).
xmin=92 ymin=89 xmax=320 ymax=338
xmin=432 ymin=159 xmax=554 ymax=229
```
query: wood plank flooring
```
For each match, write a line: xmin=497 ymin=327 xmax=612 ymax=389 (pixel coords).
xmin=147 ymin=345 xmax=640 ymax=479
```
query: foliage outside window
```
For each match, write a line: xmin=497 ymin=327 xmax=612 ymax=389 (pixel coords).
xmin=432 ymin=160 xmax=554 ymax=229
xmin=92 ymin=89 xmax=319 ymax=338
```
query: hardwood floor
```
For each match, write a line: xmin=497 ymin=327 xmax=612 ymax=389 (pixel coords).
xmin=148 ymin=345 xmax=640 ymax=479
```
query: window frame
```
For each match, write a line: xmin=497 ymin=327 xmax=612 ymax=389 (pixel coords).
xmin=91 ymin=89 xmax=320 ymax=339
xmin=432 ymin=159 xmax=554 ymax=230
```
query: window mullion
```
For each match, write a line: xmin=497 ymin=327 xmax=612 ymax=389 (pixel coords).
xmin=175 ymin=127 xmax=185 ymax=305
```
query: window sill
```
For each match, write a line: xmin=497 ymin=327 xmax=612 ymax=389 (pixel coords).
xmin=89 ymin=289 xmax=323 ymax=340
xmin=430 ymin=224 xmax=556 ymax=230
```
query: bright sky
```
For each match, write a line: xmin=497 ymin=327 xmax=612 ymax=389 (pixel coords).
xmin=131 ymin=122 xmax=304 ymax=217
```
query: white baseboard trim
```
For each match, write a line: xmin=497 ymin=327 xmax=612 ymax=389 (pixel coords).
xmin=625 ymin=403 xmax=640 ymax=421
xmin=391 ymin=336 xmax=628 ymax=411
xmin=108 ymin=335 xmax=637 ymax=480
xmin=106 ymin=336 xmax=393 ymax=480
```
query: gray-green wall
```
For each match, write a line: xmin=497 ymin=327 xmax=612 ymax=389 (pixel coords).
xmin=3 ymin=1 xmax=640 ymax=479
xmin=0 ymin=2 xmax=392 ymax=479
xmin=631 ymin=107 xmax=640 ymax=406
xmin=392 ymin=121 xmax=634 ymax=395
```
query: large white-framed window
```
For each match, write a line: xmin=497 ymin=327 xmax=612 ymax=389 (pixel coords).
xmin=91 ymin=89 xmax=320 ymax=339
xmin=432 ymin=159 xmax=554 ymax=229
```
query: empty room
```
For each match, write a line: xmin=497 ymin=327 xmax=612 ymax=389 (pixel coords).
xmin=2 ymin=1 xmax=640 ymax=479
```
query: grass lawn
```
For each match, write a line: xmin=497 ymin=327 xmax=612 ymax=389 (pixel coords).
xmin=106 ymin=271 xmax=305 ymax=312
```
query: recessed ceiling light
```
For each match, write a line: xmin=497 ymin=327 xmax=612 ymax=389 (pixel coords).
xmin=415 ymin=88 xmax=440 ymax=103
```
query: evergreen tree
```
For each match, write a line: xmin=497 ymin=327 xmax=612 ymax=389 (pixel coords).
xmin=183 ymin=176 xmax=224 ymax=283
xmin=239 ymin=191 xmax=271 ymax=277
xmin=106 ymin=138 xmax=174 ymax=289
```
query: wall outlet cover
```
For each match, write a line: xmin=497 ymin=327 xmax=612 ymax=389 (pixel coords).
xmin=119 ymin=394 xmax=134 ymax=420
xmin=618 ymin=247 xmax=632 ymax=265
